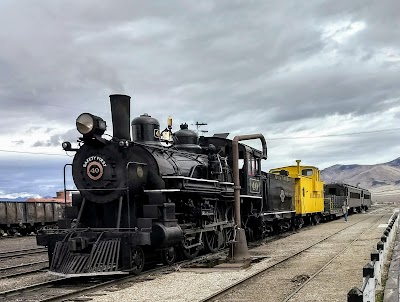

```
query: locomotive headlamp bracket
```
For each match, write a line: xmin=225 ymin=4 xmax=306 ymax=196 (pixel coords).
xmin=62 ymin=141 xmax=79 ymax=152
xmin=76 ymin=113 xmax=107 ymax=137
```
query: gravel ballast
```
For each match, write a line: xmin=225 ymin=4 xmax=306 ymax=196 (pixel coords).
xmin=83 ymin=206 xmax=395 ymax=302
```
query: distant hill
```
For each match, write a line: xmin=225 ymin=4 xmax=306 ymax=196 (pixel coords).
xmin=0 ymin=195 xmax=50 ymax=202
xmin=321 ymin=157 xmax=400 ymax=201
xmin=0 ymin=197 xmax=28 ymax=202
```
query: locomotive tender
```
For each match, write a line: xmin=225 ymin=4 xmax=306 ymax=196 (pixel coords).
xmin=37 ymin=94 xmax=296 ymax=276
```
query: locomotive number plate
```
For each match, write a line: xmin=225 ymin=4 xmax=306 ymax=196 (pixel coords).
xmin=249 ymin=178 xmax=261 ymax=193
xmin=86 ymin=162 xmax=104 ymax=180
xmin=83 ymin=156 xmax=107 ymax=181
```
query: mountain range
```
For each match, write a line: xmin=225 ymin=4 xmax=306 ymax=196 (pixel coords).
xmin=0 ymin=195 xmax=53 ymax=202
xmin=321 ymin=157 xmax=400 ymax=201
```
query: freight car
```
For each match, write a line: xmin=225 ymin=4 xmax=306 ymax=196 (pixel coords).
xmin=0 ymin=201 xmax=64 ymax=236
xmin=36 ymin=94 xmax=296 ymax=276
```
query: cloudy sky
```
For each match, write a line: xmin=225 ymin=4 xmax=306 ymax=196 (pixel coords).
xmin=1 ymin=0 xmax=400 ymax=198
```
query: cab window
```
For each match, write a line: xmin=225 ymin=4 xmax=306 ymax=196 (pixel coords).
xmin=246 ymin=153 xmax=259 ymax=176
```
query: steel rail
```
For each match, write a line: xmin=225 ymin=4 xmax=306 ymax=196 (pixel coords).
xmin=281 ymin=214 xmax=386 ymax=302
xmin=0 ymin=252 xmax=223 ymax=302
xmin=40 ymin=252 xmax=232 ymax=302
xmin=200 ymin=213 xmax=386 ymax=302
xmin=0 ymin=260 xmax=48 ymax=273
xmin=0 ymin=267 xmax=47 ymax=280
xmin=0 ymin=277 xmax=69 ymax=298
xmin=0 ymin=247 xmax=47 ymax=259
xmin=37 ymin=209 xmax=391 ymax=302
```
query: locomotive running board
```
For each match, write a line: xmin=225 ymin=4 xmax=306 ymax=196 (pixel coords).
xmin=50 ymin=238 xmax=121 ymax=275
xmin=162 ymin=176 xmax=221 ymax=193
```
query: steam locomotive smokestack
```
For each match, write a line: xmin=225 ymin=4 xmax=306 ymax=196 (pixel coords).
xmin=109 ymin=94 xmax=131 ymax=140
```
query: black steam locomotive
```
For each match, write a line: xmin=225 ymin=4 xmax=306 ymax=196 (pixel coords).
xmin=37 ymin=94 xmax=295 ymax=276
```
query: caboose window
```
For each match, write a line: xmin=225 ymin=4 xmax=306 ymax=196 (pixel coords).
xmin=301 ymin=169 xmax=313 ymax=176
xmin=328 ymin=188 xmax=336 ymax=195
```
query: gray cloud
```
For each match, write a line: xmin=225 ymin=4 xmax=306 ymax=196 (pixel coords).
xmin=1 ymin=0 xmax=398 ymax=126
xmin=12 ymin=140 xmax=24 ymax=145
xmin=1 ymin=1 xmax=400 ymax=196
xmin=32 ymin=129 xmax=77 ymax=147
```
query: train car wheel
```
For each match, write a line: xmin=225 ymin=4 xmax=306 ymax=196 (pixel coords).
xmin=181 ymin=246 xmax=200 ymax=260
xmin=19 ymin=228 xmax=28 ymax=236
xmin=312 ymin=215 xmax=321 ymax=225
xmin=204 ymin=229 xmax=225 ymax=253
xmin=181 ymin=233 xmax=201 ymax=260
xmin=6 ymin=229 xmax=16 ymax=237
xmin=161 ymin=247 xmax=177 ymax=265
xmin=131 ymin=246 xmax=145 ymax=275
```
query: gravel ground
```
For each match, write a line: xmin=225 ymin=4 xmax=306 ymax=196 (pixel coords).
xmin=0 ymin=253 xmax=47 ymax=270
xmin=0 ymin=235 xmax=57 ymax=293
xmin=217 ymin=214 xmax=387 ymax=302
xmin=0 ymin=271 xmax=60 ymax=294
xmin=83 ymin=205 xmax=395 ymax=302
xmin=0 ymin=236 xmax=38 ymax=252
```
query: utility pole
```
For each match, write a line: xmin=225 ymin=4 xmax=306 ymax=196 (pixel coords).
xmin=194 ymin=122 xmax=208 ymax=135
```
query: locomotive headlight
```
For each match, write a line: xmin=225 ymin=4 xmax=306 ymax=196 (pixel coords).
xmin=62 ymin=141 xmax=71 ymax=150
xmin=76 ymin=113 xmax=106 ymax=136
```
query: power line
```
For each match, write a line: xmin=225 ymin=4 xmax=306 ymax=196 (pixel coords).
xmin=269 ymin=127 xmax=400 ymax=140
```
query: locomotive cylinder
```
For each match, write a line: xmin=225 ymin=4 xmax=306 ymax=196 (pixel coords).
xmin=110 ymin=94 xmax=131 ymax=140
xmin=151 ymin=222 xmax=182 ymax=247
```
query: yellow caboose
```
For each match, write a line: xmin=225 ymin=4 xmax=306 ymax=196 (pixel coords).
xmin=269 ymin=160 xmax=324 ymax=219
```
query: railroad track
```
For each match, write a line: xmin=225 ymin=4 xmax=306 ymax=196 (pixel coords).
xmin=0 ymin=261 xmax=48 ymax=279
xmin=0 ymin=207 xmax=389 ymax=301
xmin=200 ymin=213 xmax=387 ymax=302
xmin=0 ymin=251 xmax=226 ymax=302
xmin=0 ymin=247 xmax=47 ymax=259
